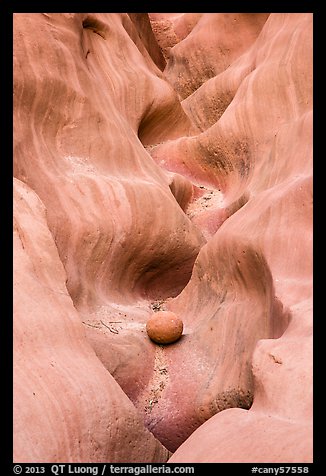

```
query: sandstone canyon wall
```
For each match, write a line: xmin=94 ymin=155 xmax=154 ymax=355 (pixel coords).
xmin=13 ymin=13 xmax=312 ymax=463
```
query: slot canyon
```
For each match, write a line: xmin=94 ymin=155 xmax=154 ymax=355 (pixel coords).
xmin=13 ymin=13 xmax=313 ymax=463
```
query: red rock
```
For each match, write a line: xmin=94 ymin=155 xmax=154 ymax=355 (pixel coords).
xmin=13 ymin=11 xmax=312 ymax=463
xmin=146 ymin=311 xmax=183 ymax=344
xmin=169 ymin=408 xmax=313 ymax=463
xmin=151 ymin=12 xmax=312 ymax=459
xmin=127 ymin=14 xmax=166 ymax=71
xmin=163 ymin=13 xmax=269 ymax=100
xmin=148 ymin=14 xmax=203 ymax=61
xmin=13 ymin=178 xmax=170 ymax=463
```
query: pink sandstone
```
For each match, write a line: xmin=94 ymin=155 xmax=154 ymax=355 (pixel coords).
xmin=13 ymin=12 xmax=312 ymax=463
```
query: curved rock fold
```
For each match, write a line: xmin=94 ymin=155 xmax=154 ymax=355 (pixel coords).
xmin=14 ymin=12 xmax=312 ymax=463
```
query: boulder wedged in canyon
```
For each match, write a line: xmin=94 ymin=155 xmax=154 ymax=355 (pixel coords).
xmin=14 ymin=12 xmax=312 ymax=463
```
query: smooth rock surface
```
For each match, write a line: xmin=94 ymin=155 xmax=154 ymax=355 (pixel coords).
xmin=14 ymin=12 xmax=312 ymax=463
xmin=13 ymin=178 xmax=170 ymax=463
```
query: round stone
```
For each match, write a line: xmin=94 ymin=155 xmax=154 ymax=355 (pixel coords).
xmin=146 ymin=311 xmax=183 ymax=344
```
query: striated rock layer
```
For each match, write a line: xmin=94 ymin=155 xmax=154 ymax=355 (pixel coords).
xmin=14 ymin=12 xmax=312 ymax=463
xmin=155 ymin=13 xmax=313 ymax=461
xmin=13 ymin=178 xmax=170 ymax=463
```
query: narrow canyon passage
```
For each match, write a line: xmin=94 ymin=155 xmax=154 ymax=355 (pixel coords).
xmin=13 ymin=13 xmax=312 ymax=463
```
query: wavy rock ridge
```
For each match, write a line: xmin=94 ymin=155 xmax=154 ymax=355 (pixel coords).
xmin=14 ymin=13 xmax=312 ymax=462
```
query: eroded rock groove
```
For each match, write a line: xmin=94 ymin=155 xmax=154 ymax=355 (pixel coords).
xmin=13 ymin=12 xmax=312 ymax=463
